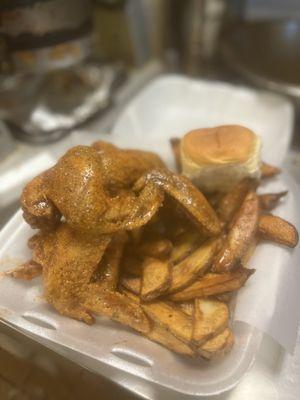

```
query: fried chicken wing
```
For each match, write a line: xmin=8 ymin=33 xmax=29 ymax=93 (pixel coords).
xmin=22 ymin=144 xmax=220 ymax=237
xmin=22 ymin=145 xmax=165 ymax=234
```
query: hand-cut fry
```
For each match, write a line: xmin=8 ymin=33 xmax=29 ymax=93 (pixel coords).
xmin=198 ymin=328 xmax=234 ymax=359
xmin=168 ymin=238 xmax=219 ymax=294
xmin=85 ymin=290 xmax=151 ymax=334
xmin=120 ymin=275 xmax=141 ymax=294
xmin=138 ymin=238 xmax=173 ymax=259
xmin=170 ymin=138 xmax=182 ymax=172
xmin=258 ymin=214 xmax=299 ymax=248
xmin=147 ymin=323 xmax=196 ymax=357
xmin=170 ymin=231 xmax=201 ymax=264
xmin=241 ymin=237 xmax=257 ymax=265
xmin=218 ymin=179 xmax=254 ymax=223
xmin=261 ymin=162 xmax=281 ymax=178
xmin=141 ymin=258 xmax=171 ymax=301
xmin=193 ymin=299 xmax=229 ymax=344
xmin=259 ymin=191 xmax=288 ymax=211
xmin=179 ymin=302 xmax=194 ymax=316
xmin=121 ymin=290 xmax=196 ymax=356
xmin=169 ymin=268 xmax=255 ymax=302
xmin=7 ymin=260 xmax=42 ymax=280
xmin=141 ymin=301 xmax=193 ymax=343
xmin=212 ymin=190 xmax=259 ymax=272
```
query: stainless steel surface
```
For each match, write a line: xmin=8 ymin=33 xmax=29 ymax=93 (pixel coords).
xmin=222 ymin=20 xmax=300 ymax=102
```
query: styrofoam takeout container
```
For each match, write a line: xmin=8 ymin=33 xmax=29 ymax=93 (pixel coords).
xmin=0 ymin=75 xmax=294 ymax=397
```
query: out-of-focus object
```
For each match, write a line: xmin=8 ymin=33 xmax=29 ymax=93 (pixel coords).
xmin=0 ymin=0 xmax=92 ymax=73
xmin=4 ymin=63 xmax=124 ymax=144
xmin=182 ymin=0 xmax=226 ymax=75
xmin=0 ymin=121 xmax=15 ymax=161
xmin=93 ymin=0 xmax=151 ymax=67
xmin=222 ymin=20 xmax=300 ymax=106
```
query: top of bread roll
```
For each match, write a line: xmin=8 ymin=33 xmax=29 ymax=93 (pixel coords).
xmin=181 ymin=125 xmax=257 ymax=166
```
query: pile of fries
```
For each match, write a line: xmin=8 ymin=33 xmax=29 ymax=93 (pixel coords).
xmin=115 ymin=151 xmax=297 ymax=359
xmin=11 ymin=140 xmax=298 ymax=361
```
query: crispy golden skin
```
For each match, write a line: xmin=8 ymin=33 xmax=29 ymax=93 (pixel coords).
xmin=30 ymin=223 xmax=112 ymax=324
xmin=92 ymin=140 xmax=165 ymax=188
xmin=29 ymin=223 xmax=151 ymax=332
xmin=212 ymin=191 xmax=259 ymax=272
xmin=21 ymin=173 xmax=61 ymax=231
xmin=259 ymin=214 xmax=299 ymax=248
xmin=22 ymin=145 xmax=165 ymax=234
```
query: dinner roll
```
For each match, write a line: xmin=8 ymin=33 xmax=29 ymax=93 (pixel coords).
xmin=181 ymin=125 xmax=261 ymax=192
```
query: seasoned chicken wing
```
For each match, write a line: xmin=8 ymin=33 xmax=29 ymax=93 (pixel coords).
xmin=22 ymin=143 xmax=220 ymax=236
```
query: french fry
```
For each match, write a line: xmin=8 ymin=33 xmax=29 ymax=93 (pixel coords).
xmin=169 ymin=268 xmax=255 ymax=302
xmin=212 ymin=190 xmax=259 ymax=272
xmin=218 ymin=179 xmax=254 ymax=223
xmin=241 ymin=237 xmax=258 ymax=265
xmin=168 ymin=238 xmax=219 ymax=294
xmin=141 ymin=258 xmax=171 ymax=301
xmin=261 ymin=162 xmax=281 ymax=178
xmin=138 ymin=238 xmax=173 ymax=259
xmin=141 ymin=301 xmax=193 ymax=343
xmin=258 ymin=214 xmax=299 ymax=248
xmin=120 ymin=275 xmax=141 ymax=294
xmin=259 ymin=191 xmax=288 ymax=211
xmin=170 ymin=231 xmax=200 ymax=264
xmin=193 ymin=299 xmax=229 ymax=345
xmin=170 ymin=138 xmax=182 ymax=172
xmin=198 ymin=328 xmax=234 ymax=360
xmin=7 ymin=260 xmax=42 ymax=280
xmin=121 ymin=290 xmax=196 ymax=356
xmin=147 ymin=323 xmax=196 ymax=357
xmin=85 ymin=291 xmax=151 ymax=334
xmin=179 ymin=302 xmax=194 ymax=317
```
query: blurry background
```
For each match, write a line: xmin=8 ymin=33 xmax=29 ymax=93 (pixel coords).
xmin=0 ymin=0 xmax=300 ymax=399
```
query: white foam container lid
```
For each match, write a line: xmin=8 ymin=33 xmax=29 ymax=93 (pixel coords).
xmin=0 ymin=75 xmax=294 ymax=397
